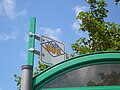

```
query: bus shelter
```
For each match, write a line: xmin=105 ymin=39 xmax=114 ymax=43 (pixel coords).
xmin=21 ymin=17 xmax=120 ymax=90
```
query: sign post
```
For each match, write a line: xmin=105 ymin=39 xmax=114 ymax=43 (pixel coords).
xmin=27 ymin=17 xmax=36 ymax=66
xmin=21 ymin=17 xmax=66 ymax=90
xmin=21 ymin=17 xmax=36 ymax=90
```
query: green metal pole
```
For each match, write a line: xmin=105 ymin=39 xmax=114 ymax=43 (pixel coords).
xmin=27 ymin=17 xmax=36 ymax=66
xmin=21 ymin=17 xmax=36 ymax=90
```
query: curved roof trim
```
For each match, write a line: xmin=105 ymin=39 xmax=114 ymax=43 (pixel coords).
xmin=33 ymin=51 xmax=120 ymax=89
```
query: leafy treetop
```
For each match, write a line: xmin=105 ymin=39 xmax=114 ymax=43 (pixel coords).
xmin=71 ymin=0 xmax=120 ymax=55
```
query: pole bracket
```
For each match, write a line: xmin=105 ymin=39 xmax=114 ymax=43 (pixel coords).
xmin=35 ymin=35 xmax=40 ymax=41
xmin=29 ymin=32 xmax=40 ymax=41
xmin=28 ymin=48 xmax=34 ymax=52
xmin=29 ymin=32 xmax=35 ymax=37
xmin=28 ymin=48 xmax=40 ymax=56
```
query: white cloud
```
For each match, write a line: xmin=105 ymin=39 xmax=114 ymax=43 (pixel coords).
xmin=73 ymin=6 xmax=88 ymax=17
xmin=72 ymin=20 xmax=81 ymax=32
xmin=72 ymin=21 xmax=88 ymax=37
xmin=20 ymin=51 xmax=27 ymax=61
xmin=39 ymin=27 xmax=61 ymax=41
xmin=0 ymin=32 xmax=16 ymax=41
xmin=72 ymin=6 xmax=88 ymax=36
xmin=0 ymin=0 xmax=27 ymax=19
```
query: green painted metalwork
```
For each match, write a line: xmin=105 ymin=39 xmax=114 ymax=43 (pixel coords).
xmin=42 ymin=86 xmax=120 ymax=90
xmin=27 ymin=17 xmax=36 ymax=66
xmin=32 ymin=51 xmax=120 ymax=90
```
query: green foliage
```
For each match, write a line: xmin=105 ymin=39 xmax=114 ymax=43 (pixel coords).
xmin=115 ymin=0 xmax=120 ymax=4
xmin=72 ymin=0 xmax=120 ymax=55
xmin=14 ymin=74 xmax=21 ymax=90
xmin=87 ymin=71 xmax=120 ymax=86
xmin=66 ymin=53 xmax=69 ymax=59
xmin=33 ymin=61 xmax=49 ymax=76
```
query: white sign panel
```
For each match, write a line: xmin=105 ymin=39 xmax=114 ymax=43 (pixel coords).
xmin=40 ymin=35 xmax=66 ymax=65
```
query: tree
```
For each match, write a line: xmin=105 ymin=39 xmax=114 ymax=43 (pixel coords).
xmin=115 ymin=0 xmax=120 ymax=4
xmin=71 ymin=0 xmax=120 ymax=55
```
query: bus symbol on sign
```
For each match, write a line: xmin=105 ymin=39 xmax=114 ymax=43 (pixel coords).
xmin=41 ymin=41 xmax=65 ymax=57
xmin=45 ymin=44 xmax=61 ymax=56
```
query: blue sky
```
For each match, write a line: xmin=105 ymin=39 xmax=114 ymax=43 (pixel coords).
xmin=0 ymin=0 xmax=120 ymax=90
